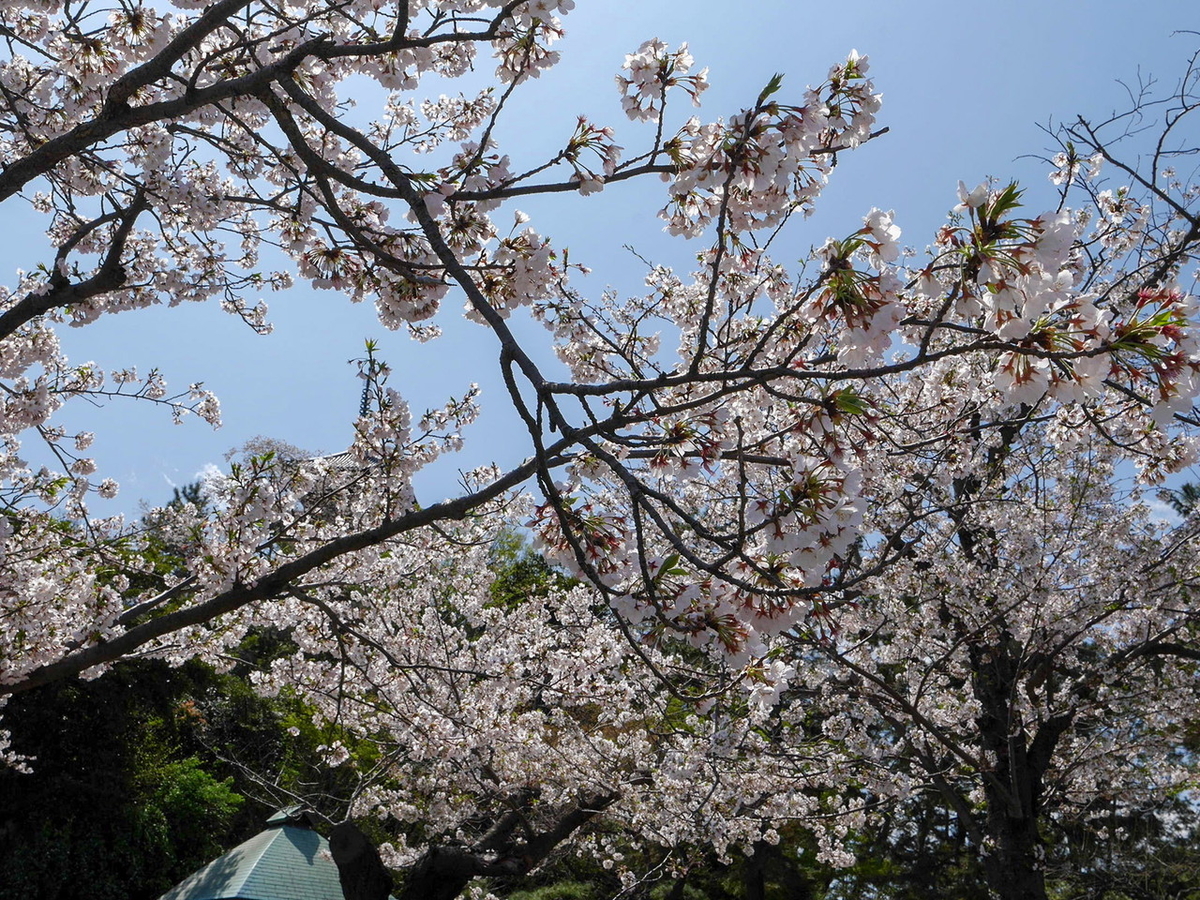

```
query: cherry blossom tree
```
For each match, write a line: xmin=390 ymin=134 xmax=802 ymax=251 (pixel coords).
xmin=779 ymin=429 xmax=1200 ymax=898
xmin=1 ymin=3 xmax=1200 ymax=899
xmin=762 ymin=63 xmax=1200 ymax=898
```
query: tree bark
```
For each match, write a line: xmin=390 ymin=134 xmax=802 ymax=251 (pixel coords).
xmin=330 ymin=821 xmax=394 ymax=900
xmin=971 ymin=635 xmax=1049 ymax=900
xmin=393 ymin=790 xmax=619 ymax=900
xmin=980 ymin=800 xmax=1048 ymax=900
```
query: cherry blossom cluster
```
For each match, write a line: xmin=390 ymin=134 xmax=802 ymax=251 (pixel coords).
xmin=909 ymin=180 xmax=1200 ymax=427
xmin=522 ymin=160 xmax=1200 ymax=665
xmin=216 ymin=515 xmax=848 ymax=869
xmin=659 ymin=51 xmax=881 ymax=236
xmin=561 ymin=116 xmax=623 ymax=194
xmin=615 ymin=39 xmax=709 ymax=123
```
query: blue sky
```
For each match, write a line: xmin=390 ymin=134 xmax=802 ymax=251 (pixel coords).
xmin=15 ymin=1 xmax=1199 ymax=516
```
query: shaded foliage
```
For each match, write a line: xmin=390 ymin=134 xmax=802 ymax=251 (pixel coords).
xmin=0 ymin=661 xmax=247 ymax=900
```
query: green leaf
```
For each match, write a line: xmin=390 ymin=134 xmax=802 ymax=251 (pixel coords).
xmin=986 ymin=181 xmax=1024 ymax=220
xmin=757 ymin=73 xmax=785 ymax=106
xmin=833 ymin=388 xmax=869 ymax=415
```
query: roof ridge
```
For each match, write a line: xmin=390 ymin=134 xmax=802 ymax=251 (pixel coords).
xmin=159 ymin=819 xmax=345 ymax=900
xmin=229 ymin=826 xmax=287 ymax=893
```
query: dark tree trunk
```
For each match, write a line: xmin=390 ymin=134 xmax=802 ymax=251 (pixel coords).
xmin=391 ymin=789 xmax=620 ymax=900
xmin=971 ymin=634 xmax=1053 ymax=900
xmin=744 ymin=840 xmax=767 ymax=900
xmin=397 ymin=846 xmax=488 ymax=900
xmin=980 ymin=799 xmax=1048 ymax=900
xmin=330 ymin=821 xmax=394 ymax=900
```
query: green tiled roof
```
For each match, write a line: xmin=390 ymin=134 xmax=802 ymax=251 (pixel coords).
xmin=159 ymin=815 xmax=345 ymax=900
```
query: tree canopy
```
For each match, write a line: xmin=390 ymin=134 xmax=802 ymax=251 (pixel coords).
xmin=2 ymin=4 xmax=1200 ymax=900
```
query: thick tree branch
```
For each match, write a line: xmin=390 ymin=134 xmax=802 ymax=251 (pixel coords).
xmin=397 ymin=790 xmax=619 ymax=900
xmin=0 ymin=454 xmax=540 ymax=697
xmin=0 ymin=190 xmax=147 ymax=339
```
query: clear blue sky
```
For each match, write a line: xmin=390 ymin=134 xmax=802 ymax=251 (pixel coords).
xmin=13 ymin=0 xmax=1198 ymax=516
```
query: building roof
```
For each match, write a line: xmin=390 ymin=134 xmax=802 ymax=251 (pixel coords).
xmin=312 ymin=450 xmax=364 ymax=472
xmin=159 ymin=809 xmax=345 ymax=900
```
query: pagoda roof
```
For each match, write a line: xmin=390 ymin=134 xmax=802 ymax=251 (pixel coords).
xmin=159 ymin=809 xmax=345 ymax=900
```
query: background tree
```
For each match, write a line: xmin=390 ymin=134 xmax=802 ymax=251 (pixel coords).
xmin=0 ymin=660 xmax=246 ymax=900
